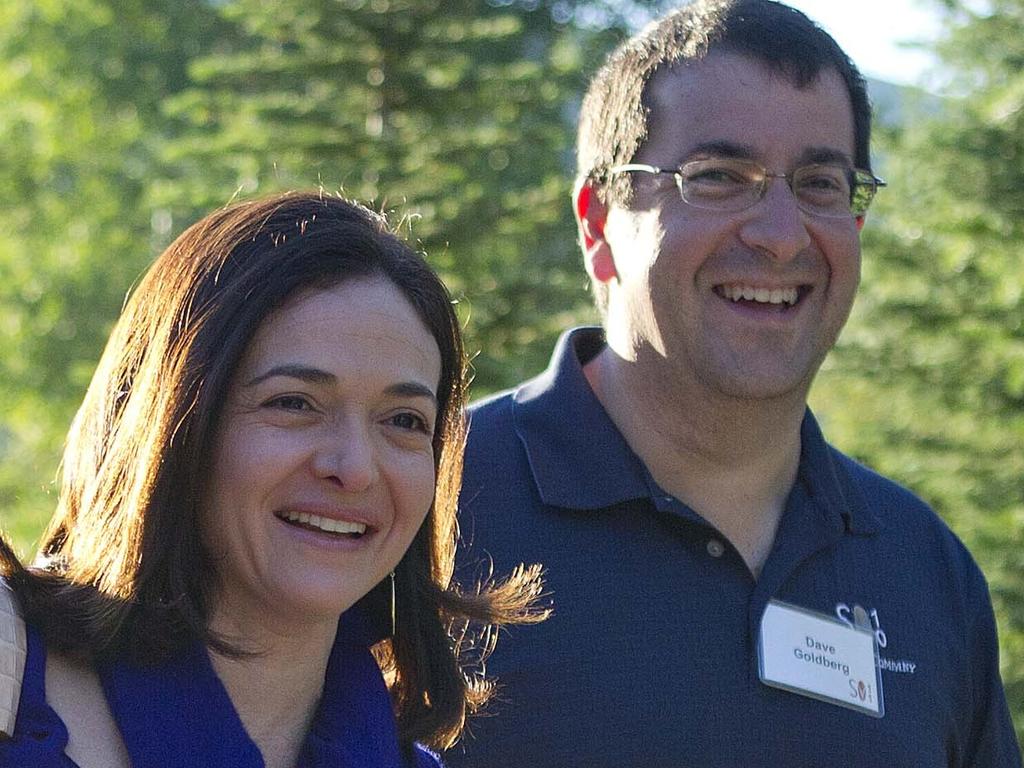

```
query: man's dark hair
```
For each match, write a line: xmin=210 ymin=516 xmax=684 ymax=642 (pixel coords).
xmin=578 ymin=0 xmax=873 ymax=206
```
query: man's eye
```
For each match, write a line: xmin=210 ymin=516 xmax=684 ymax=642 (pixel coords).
xmin=796 ymin=166 xmax=849 ymax=193
xmin=800 ymin=175 xmax=843 ymax=191
xmin=686 ymin=166 xmax=749 ymax=185
xmin=389 ymin=412 xmax=431 ymax=433
xmin=265 ymin=395 xmax=313 ymax=411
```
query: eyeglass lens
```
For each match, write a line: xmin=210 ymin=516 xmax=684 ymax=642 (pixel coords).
xmin=678 ymin=158 xmax=876 ymax=218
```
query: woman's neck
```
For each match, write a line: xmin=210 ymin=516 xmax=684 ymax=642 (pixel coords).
xmin=207 ymin=609 xmax=338 ymax=768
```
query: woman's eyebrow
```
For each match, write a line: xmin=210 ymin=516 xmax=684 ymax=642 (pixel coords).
xmin=242 ymin=367 xmax=437 ymax=406
xmin=385 ymin=382 xmax=438 ymax=408
xmin=243 ymin=364 xmax=336 ymax=388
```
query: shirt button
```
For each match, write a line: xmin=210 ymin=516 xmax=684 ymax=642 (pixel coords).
xmin=706 ymin=539 xmax=726 ymax=558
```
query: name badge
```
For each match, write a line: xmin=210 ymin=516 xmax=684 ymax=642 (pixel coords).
xmin=758 ymin=599 xmax=884 ymax=717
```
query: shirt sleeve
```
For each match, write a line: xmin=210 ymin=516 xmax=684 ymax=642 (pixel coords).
xmin=413 ymin=743 xmax=446 ymax=768
xmin=963 ymin=576 xmax=1022 ymax=767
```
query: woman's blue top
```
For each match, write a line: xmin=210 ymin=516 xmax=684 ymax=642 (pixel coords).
xmin=0 ymin=620 xmax=443 ymax=768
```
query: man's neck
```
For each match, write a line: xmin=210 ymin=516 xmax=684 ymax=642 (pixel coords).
xmin=584 ymin=345 xmax=807 ymax=577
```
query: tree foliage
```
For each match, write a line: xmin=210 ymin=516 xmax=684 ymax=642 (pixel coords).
xmin=810 ymin=0 xmax=1024 ymax=744
xmin=152 ymin=0 xmax=628 ymax=389
xmin=0 ymin=0 xmax=231 ymax=548
xmin=1 ymin=0 xmax=1021 ymax=746
xmin=0 ymin=0 xmax=658 ymax=554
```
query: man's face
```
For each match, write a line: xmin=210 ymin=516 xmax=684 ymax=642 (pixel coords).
xmin=595 ymin=51 xmax=862 ymax=403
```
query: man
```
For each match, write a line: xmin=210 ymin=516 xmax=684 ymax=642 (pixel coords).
xmin=447 ymin=1 xmax=1021 ymax=766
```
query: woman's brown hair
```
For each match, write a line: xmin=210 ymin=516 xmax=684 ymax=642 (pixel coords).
xmin=0 ymin=190 xmax=546 ymax=750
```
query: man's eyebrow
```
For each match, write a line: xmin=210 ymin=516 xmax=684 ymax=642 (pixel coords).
xmin=243 ymin=364 xmax=336 ymax=388
xmin=683 ymin=140 xmax=757 ymax=162
xmin=681 ymin=142 xmax=855 ymax=168
xmin=799 ymin=146 xmax=855 ymax=167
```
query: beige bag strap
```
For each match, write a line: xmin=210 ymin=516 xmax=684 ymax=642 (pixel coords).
xmin=0 ymin=578 xmax=26 ymax=738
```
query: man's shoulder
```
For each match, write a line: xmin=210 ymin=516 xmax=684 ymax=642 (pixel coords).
xmin=827 ymin=445 xmax=984 ymax=577
xmin=466 ymin=386 xmax=518 ymax=434
xmin=828 ymin=446 xmax=932 ymax=514
xmin=460 ymin=386 xmax=536 ymax=516
xmin=464 ymin=327 xmax=602 ymax=445
xmin=463 ymin=386 xmax=527 ymax=471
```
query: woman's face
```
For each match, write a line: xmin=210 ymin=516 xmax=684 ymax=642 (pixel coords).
xmin=202 ymin=276 xmax=442 ymax=635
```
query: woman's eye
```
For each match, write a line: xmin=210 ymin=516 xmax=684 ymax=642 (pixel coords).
xmin=389 ymin=412 xmax=431 ymax=433
xmin=265 ymin=395 xmax=313 ymax=412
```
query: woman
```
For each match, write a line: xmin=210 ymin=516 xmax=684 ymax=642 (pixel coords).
xmin=0 ymin=191 xmax=545 ymax=767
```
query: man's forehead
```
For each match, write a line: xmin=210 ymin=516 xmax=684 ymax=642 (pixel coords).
xmin=647 ymin=50 xmax=844 ymax=112
xmin=639 ymin=51 xmax=856 ymax=164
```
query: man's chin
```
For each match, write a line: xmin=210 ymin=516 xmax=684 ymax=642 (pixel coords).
xmin=693 ymin=363 xmax=817 ymax=405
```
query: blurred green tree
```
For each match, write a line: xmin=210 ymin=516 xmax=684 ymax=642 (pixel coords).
xmin=0 ymin=0 xmax=661 ymax=555
xmin=0 ymin=0 xmax=233 ymax=552
xmin=810 ymin=0 xmax=1024 ymax=744
xmin=0 ymin=0 xmax=1022 ymax=748
xmin=154 ymin=0 xmax=664 ymax=390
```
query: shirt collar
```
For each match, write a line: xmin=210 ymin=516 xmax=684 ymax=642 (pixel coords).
xmin=512 ymin=327 xmax=650 ymax=510
xmin=797 ymin=411 xmax=881 ymax=536
xmin=98 ymin=610 xmax=405 ymax=768
xmin=511 ymin=326 xmax=880 ymax=535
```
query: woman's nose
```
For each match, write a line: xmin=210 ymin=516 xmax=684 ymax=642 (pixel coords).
xmin=311 ymin=424 xmax=377 ymax=492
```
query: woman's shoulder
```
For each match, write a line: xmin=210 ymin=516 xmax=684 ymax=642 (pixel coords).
xmin=0 ymin=601 xmax=129 ymax=768
xmin=0 ymin=605 xmax=72 ymax=767
xmin=45 ymin=648 xmax=129 ymax=768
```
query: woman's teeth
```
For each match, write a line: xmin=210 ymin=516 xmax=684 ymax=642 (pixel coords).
xmin=279 ymin=511 xmax=367 ymax=536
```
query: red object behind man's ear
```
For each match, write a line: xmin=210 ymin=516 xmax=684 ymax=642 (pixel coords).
xmin=575 ymin=181 xmax=618 ymax=283
xmin=576 ymin=184 xmax=602 ymax=248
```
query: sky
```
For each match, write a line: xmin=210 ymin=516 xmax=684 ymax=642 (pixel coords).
xmin=780 ymin=0 xmax=942 ymax=87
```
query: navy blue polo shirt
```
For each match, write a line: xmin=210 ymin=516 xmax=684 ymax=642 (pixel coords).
xmin=447 ymin=328 xmax=1020 ymax=768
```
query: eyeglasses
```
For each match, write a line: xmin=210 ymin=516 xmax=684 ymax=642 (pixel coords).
xmin=606 ymin=158 xmax=886 ymax=218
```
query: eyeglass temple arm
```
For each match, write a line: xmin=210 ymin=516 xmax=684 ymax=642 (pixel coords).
xmin=606 ymin=163 xmax=672 ymax=176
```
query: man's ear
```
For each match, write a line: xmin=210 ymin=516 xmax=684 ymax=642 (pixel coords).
xmin=855 ymin=214 xmax=866 ymax=231
xmin=573 ymin=180 xmax=618 ymax=284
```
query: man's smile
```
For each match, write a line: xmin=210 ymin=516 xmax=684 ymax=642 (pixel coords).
xmin=711 ymin=282 xmax=814 ymax=317
xmin=713 ymin=283 xmax=804 ymax=307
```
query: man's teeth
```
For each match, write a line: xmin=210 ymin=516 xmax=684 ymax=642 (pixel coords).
xmin=280 ymin=511 xmax=367 ymax=535
xmin=720 ymin=284 xmax=799 ymax=306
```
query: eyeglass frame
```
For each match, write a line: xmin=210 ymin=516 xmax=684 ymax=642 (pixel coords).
xmin=603 ymin=159 xmax=887 ymax=219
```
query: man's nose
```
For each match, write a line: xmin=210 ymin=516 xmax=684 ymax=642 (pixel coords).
xmin=737 ymin=176 xmax=813 ymax=263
